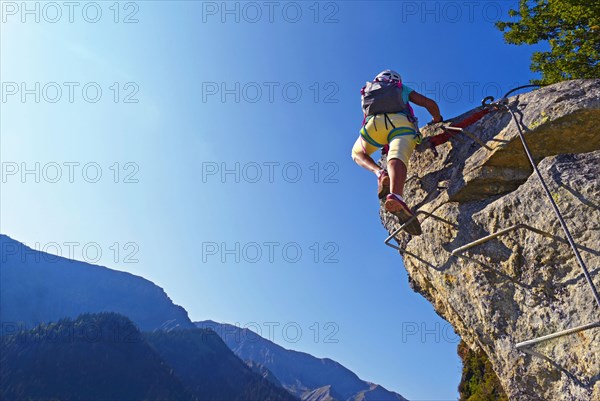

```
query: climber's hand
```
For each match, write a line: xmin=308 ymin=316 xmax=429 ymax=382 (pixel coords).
xmin=426 ymin=117 xmax=443 ymax=127
xmin=431 ymin=115 xmax=443 ymax=124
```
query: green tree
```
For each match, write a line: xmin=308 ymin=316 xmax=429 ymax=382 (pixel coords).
xmin=457 ymin=341 xmax=508 ymax=401
xmin=496 ymin=0 xmax=600 ymax=84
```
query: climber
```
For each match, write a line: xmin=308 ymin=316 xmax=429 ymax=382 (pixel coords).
xmin=351 ymin=70 xmax=442 ymax=236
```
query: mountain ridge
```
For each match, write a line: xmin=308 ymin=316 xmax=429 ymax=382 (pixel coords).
xmin=0 ymin=313 xmax=193 ymax=401
xmin=0 ymin=234 xmax=194 ymax=331
xmin=196 ymin=320 xmax=408 ymax=401
xmin=0 ymin=312 xmax=299 ymax=401
xmin=1 ymin=234 xmax=409 ymax=401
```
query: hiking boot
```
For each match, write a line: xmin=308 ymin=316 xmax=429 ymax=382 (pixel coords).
xmin=377 ymin=170 xmax=390 ymax=199
xmin=384 ymin=194 xmax=422 ymax=236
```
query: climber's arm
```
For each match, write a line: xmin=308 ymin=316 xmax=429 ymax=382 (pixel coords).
xmin=351 ymin=136 xmax=381 ymax=175
xmin=409 ymin=91 xmax=442 ymax=123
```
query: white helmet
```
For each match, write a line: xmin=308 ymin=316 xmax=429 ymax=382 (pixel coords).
xmin=375 ymin=69 xmax=401 ymax=82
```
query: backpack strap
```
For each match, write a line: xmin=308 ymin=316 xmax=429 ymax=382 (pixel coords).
xmin=384 ymin=113 xmax=396 ymax=130
xmin=397 ymin=80 xmax=414 ymax=116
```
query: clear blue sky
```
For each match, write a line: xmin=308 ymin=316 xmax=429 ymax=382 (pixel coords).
xmin=1 ymin=2 xmax=540 ymax=400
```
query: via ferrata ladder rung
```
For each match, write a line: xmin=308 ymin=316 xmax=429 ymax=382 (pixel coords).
xmin=450 ymin=223 xmax=551 ymax=256
xmin=383 ymin=210 xmax=436 ymax=252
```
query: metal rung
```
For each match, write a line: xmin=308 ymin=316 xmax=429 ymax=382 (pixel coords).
xmin=516 ymin=321 xmax=600 ymax=350
xmin=442 ymin=125 xmax=492 ymax=151
xmin=384 ymin=210 xmax=434 ymax=251
xmin=451 ymin=223 xmax=551 ymax=256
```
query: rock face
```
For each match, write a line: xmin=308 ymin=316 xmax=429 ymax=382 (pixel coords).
xmin=380 ymin=79 xmax=600 ymax=401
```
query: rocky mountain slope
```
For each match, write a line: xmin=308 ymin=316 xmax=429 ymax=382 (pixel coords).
xmin=145 ymin=327 xmax=298 ymax=401
xmin=0 ymin=234 xmax=194 ymax=331
xmin=381 ymin=79 xmax=600 ymax=400
xmin=196 ymin=320 xmax=408 ymax=401
xmin=0 ymin=234 xmax=405 ymax=400
xmin=1 ymin=312 xmax=298 ymax=401
xmin=0 ymin=313 xmax=193 ymax=401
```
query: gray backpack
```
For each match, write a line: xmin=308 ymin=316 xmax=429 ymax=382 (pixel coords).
xmin=361 ymin=80 xmax=413 ymax=118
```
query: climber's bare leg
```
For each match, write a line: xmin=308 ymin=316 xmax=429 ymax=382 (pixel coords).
xmin=384 ymin=157 xmax=421 ymax=235
xmin=387 ymin=158 xmax=407 ymax=197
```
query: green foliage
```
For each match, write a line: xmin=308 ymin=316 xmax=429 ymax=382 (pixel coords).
xmin=0 ymin=313 xmax=191 ymax=401
xmin=457 ymin=340 xmax=508 ymax=401
xmin=1 ymin=313 xmax=298 ymax=401
xmin=496 ymin=0 xmax=600 ymax=84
